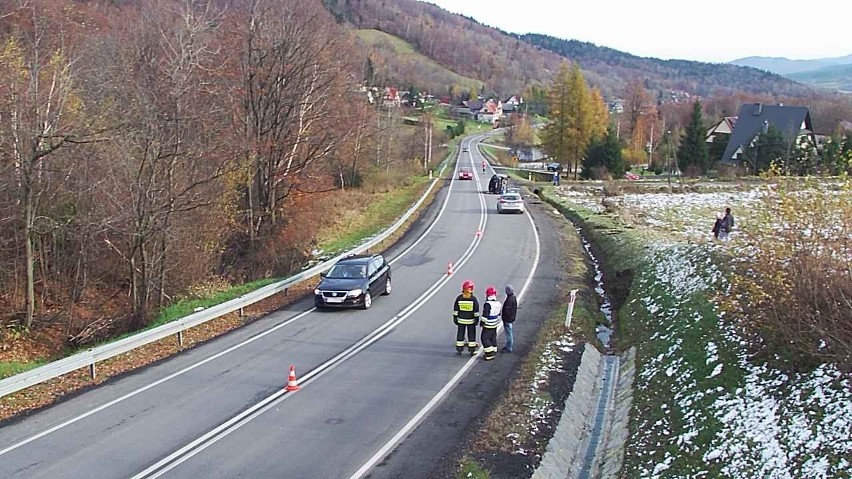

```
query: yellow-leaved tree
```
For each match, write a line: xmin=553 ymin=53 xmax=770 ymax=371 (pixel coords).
xmin=540 ymin=62 xmax=607 ymax=179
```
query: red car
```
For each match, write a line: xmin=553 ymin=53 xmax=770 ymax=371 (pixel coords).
xmin=458 ymin=167 xmax=473 ymax=180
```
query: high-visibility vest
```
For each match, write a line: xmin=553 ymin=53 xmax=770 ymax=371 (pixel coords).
xmin=453 ymin=294 xmax=480 ymax=325
xmin=482 ymin=299 xmax=501 ymax=328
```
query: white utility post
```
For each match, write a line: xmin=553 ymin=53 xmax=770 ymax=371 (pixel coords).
xmin=565 ymin=289 xmax=579 ymax=327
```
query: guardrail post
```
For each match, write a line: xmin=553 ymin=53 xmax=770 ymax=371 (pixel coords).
xmin=89 ymin=363 xmax=97 ymax=380
xmin=429 ymin=170 xmax=433 ymax=179
xmin=239 ymin=307 xmax=245 ymax=318
xmin=528 ymin=171 xmax=531 ymax=181
xmin=284 ymin=288 xmax=288 ymax=296
xmin=178 ymin=330 xmax=184 ymax=347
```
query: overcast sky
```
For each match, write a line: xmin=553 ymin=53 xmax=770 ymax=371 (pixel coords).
xmin=421 ymin=0 xmax=850 ymax=63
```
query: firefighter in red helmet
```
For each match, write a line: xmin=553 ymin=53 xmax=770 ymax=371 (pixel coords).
xmin=452 ymin=280 xmax=480 ymax=356
xmin=480 ymin=286 xmax=502 ymax=361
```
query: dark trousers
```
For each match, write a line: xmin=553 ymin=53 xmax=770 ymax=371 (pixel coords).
xmin=481 ymin=327 xmax=498 ymax=360
xmin=456 ymin=324 xmax=477 ymax=352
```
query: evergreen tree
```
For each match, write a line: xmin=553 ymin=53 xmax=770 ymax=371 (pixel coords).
xmin=707 ymin=133 xmax=728 ymax=168
xmin=676 ymin=100 xmax=709 ymax=175
xmin=742 ymin=125 xmax=787 ymax=174
xmin=582 ymin=127 xmax=624 ymax=179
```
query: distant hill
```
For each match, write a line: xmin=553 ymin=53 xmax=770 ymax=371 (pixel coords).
xmin=730 ymin=54 xmax=852 ymax=75
xmin=520 ymin=34 xmax=812 ymax=98
xmin=788 ymin=63 xmax=852 ymax=93
xmin=324 ymin=0 xmax=816 ymax=101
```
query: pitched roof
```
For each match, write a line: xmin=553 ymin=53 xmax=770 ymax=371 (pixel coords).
xmin=706 ymin=116 xmax=738 ymax=140
xmin=720 ymin=103 xmax=813 ymax=164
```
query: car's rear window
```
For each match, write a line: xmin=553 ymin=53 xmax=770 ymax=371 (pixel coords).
xmin=502 ymin=194 xmax=520 ymax=201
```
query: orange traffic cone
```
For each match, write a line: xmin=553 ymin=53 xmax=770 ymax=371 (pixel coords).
xmin=447 ymin=262 xmax=453 ymax=276
xmin=286 ymin=365 xmax=300 ymax=391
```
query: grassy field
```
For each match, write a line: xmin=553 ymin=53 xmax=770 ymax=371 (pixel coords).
xmin=543 ymin=180 xmax=852 ymax=478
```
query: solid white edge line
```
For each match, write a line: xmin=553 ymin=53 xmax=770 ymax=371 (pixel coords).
xmin=130 ymin=137 xmax=489 ymax=478
xmin=347 ymin=135 xmax=542 ymax=479
xmin=1 ymin=136 xmax=475 ymax=458
xmin=0 ymin=307 xmax=315 ymax=457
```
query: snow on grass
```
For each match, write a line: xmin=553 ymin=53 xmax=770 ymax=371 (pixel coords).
xmin=513 ymin=337 xmax=576 ymax=454
xmin=612 ymin=184 xmax=851 ymax=478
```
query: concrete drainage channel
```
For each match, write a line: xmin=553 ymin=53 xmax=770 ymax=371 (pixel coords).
xmin=531 ymin=225 xmax=633 ymax=479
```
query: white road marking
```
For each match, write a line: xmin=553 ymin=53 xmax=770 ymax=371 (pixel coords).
xmin=0 ymin=137 xmax=481 ymax=458
xmin=131 ymin=139 xmax=490 ymax=479
xmin=347 ymin=137 xmax=542 ymax=479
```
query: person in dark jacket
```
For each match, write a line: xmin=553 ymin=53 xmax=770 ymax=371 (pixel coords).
xmin=711 ymin=213 xmax=723 ymax=240
xmin=720 ymin=207 xmax=735 ymax=241
xmin=453 ymin=280 xmax=480 ymax=356
xmin=501 ymin=284 xmax=517 ymax=352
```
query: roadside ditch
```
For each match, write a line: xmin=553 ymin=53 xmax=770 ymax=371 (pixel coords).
xmin=530 ymin=188 xmax=639 ymax=479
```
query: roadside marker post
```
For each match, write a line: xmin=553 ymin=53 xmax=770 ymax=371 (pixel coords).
xmin=565 ymin=289 xmax=579 ymax=328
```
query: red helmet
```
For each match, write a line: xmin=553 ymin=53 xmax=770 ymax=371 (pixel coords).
xmin=486 ymin=286 xmax=497 ymax=297
xmin=462 ymin=280 xmax=474 ymax=291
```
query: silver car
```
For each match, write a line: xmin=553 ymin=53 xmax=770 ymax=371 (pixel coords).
xmin=497 ymin=192 xmax=524 ymax=214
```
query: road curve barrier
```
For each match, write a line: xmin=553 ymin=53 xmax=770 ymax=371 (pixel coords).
xmin=0 ymin=143 xmax=463 ymax=400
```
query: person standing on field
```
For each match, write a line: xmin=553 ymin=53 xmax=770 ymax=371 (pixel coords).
xmin=720 ymin=207 xmax=735 ymax=241
xmin=480 ymin=286 xmax=501 ymax=361
xmin=501 ymin=284 xmax=517 ymax=353
xmin=453 ymin=280 xmax=480 ymax=356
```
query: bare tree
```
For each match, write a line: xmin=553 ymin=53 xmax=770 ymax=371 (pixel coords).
xmin=236 ymin=0 xmax=354 ymax=243
xmin=0 ymin=2 xmax=104 ymax=328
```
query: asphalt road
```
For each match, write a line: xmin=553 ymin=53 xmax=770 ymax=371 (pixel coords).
xmin=0 ymin=134 xmax=563 ymax=479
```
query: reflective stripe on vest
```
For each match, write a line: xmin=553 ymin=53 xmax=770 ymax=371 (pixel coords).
xmin=482 ymin=300 xmax=501 ymax=328
xmin=457 ymin=299 xmax=477 ymax=324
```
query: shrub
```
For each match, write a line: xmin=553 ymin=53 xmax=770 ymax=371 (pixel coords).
xmin=722 ymin=178 xmax=852 ymax=370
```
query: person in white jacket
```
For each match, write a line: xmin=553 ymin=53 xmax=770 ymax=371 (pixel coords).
xmin=480 ymin=286 xmax=502 ymax=361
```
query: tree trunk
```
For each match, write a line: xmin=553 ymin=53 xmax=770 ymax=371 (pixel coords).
xmin=24 ymin=182 xmax=35 ymax=329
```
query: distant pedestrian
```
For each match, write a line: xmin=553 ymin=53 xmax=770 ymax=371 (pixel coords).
xmin=711 ymin=213 xmax=724 ymax=240
xmin=501 ymin=284 xmax=517 ymax=353
xmin=719 ymin=207 xmax=735 ymax=241
xmin=552 ymin=171 xmax=560 ymax=186
xmin=480 ymin=286 xmax=501 ymax=361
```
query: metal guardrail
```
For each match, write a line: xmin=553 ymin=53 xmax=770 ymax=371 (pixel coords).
xmin=0 ymin=158 xmax=454 ymax=399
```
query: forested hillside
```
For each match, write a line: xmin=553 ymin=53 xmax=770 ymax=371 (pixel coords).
xmin=0 ymin=0 xmax=441 ymax=343
xmin=520 ymin=34 xmax=815 ymax=98
xmin=324 ymin=0 xmax=563 ymax=96
xmin=323 ymin=0 xmax=852 ymax=133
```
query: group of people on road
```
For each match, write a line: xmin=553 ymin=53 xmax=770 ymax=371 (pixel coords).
xmin=711 ymin=207 xmax=735 ymax=241
xmin=452 ymin=280 xmax=517 ymax=361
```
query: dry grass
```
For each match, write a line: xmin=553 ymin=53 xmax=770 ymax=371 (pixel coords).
xmin=723 ymin=178 xmax=852 ymax=370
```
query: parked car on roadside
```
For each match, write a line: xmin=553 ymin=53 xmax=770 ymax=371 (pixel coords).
xmin=546 ymin=162 xmax=561 ymax=172
xmin=314 ymin=254 xmax=391 ymax=310
xmin=496 ymin=192 xmax=525 ymax=214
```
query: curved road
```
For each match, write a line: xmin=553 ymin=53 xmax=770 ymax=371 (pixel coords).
xmin=0 ymin=134 xmax=563 ymax=478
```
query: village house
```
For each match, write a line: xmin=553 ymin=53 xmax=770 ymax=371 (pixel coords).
xmin=719 ymin=103 xmax=815 ymax=166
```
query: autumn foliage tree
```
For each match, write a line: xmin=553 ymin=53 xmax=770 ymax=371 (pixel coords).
xmin=722 ymin=178 xmax=852 ymax=371
xmin=541 ymin=61 xmax=607 ymax=180
xmin=0 ymin=0 xmax=397 ymax=343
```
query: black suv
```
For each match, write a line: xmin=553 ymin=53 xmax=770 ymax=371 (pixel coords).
xmin=314 ymin=254 xmax=391 ymax=310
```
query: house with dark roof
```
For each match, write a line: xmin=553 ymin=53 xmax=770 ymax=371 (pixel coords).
xmin=720 ymin=103 xmax=815 ymax=165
